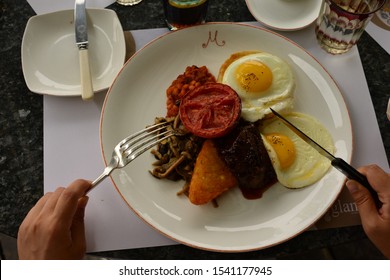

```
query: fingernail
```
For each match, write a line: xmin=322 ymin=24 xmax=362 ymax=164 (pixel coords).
xmin=346 ymin=180 xmax=358 ymax=193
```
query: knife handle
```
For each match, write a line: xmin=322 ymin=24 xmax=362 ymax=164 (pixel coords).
xmin=331 ymin=157 xmax=382 ymax=208
xmin=79 ymin=48 xmax=94 ymax=100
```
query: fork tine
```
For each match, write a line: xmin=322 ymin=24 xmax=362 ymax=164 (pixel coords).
xmin=119 ymin=122 xmax=171 ymax=151
xmin=120 ymin=121 xmax=174 ymax=163
xmin=124 ymin=131 xmax=174 ymax=162
xmin=118 ymin=121 xmax=171 ymax=147
xmin=122 ymin=128 xmax=172 ymax=153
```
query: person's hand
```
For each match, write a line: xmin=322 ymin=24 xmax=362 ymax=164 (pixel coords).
xmin=346 ymin=164 xmax=390 ymax=259
xmin=17 ymin=179 xmax=91 ymax=259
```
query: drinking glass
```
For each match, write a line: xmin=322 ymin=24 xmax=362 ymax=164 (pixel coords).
xmin=315 ymin=0 xmax=386 ymax=54
xmin=162 ymin=0 xmax=209 ymax=31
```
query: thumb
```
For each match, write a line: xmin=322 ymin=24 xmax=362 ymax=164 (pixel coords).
xmin=346 ymin=180 xmax=378 ymax=220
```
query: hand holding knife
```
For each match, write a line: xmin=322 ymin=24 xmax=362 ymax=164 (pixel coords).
xmin=75 ymin=0 xmax=94 ymax=100
xmin=270 ymin=108 xmax=382 ymax=208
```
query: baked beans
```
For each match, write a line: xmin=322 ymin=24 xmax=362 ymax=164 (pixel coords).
xmin=166 ymin=65 xmax=216 ymax=117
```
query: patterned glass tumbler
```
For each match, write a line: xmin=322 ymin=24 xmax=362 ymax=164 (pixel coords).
xmin=315 ymin=0 xmax=386 ymax=54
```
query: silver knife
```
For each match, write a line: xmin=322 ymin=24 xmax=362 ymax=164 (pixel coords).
xmin=270 ymin=108 xmax=381 ymax=208
xmin=75 ymin=0 xmax=94 ymax=100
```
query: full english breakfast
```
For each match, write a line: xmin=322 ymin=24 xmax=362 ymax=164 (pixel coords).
xmin=149 ymin=51 xmax=334 ymax=206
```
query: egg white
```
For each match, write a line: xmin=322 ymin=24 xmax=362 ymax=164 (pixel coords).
xmin=260 ymin=112 xmax=334 ymax=189
xmin=222 ymin=52 xmax=295 ymax=122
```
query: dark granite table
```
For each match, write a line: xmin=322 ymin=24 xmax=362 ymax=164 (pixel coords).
xmin=0 ymin=0 xmax=389 ymax=259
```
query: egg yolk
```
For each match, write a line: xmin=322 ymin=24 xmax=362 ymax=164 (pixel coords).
xmin=265 ymin=133 xmax=296 ymax=169
xmin=235 ymin=60 xmax=273 ymax=93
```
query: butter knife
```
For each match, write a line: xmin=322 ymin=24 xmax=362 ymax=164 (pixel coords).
xmin=75 ymin=0 xmax=93 ymax=100
xmin=270 ymin=108 xmax=381 ymax=208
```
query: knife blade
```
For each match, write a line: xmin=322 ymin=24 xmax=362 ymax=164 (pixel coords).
xmin=270 ymin=108 xmax=381 ymax=208
xmin=75 ymin=0 xmax=94 ymax=100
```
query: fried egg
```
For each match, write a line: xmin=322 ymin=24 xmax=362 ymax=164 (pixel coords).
xmin=221 ymin=52 xmax=295 ymax=122
xmin=260 ymin=112 xmax=334 ymax=189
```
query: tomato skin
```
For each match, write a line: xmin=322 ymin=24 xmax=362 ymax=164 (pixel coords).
xmin=179 ymin=83 xmax=241 ymax=139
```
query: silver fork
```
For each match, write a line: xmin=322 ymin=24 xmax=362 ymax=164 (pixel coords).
xmin=87 ymin=122 xmax=174 ymax=193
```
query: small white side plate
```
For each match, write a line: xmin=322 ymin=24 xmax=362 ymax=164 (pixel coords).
xmin=245 ymin=0 xmax=322 ymax=31
xmin=22 ymin=9 xmax=126 ymax=96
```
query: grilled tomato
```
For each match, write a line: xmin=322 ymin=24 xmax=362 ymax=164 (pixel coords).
xmin=179 ymin=83 xmax=241 ymax=138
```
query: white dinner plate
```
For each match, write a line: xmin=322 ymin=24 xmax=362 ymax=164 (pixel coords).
xmin=22 ymin=9 xmax=125 ymax=96
xmin=245 ymin=0 xmax=322 ymax=31
xmin=100 ymin=23 xmax=352 ymax=252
